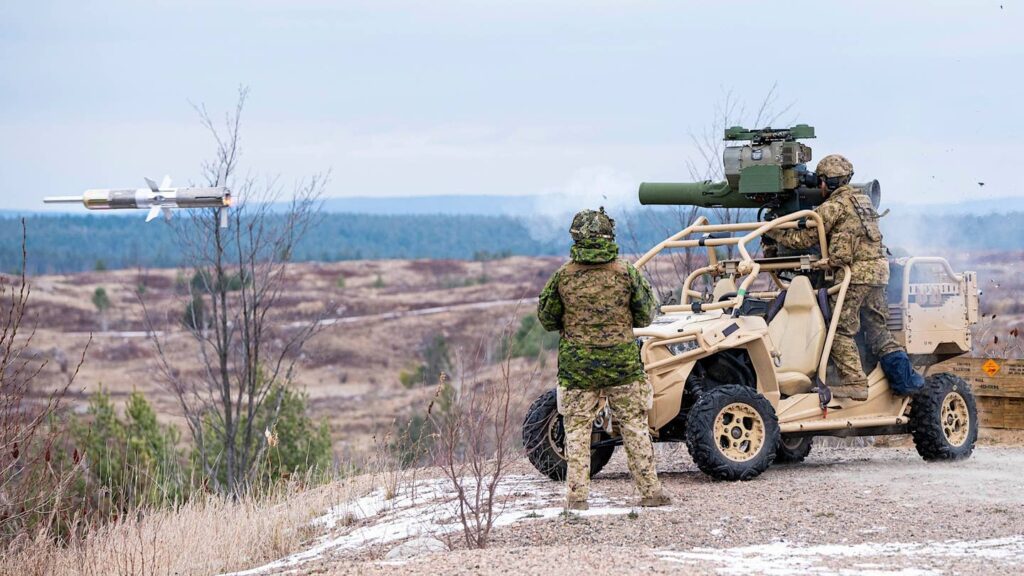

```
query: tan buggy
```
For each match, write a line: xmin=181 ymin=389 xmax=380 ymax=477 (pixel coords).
xmin=523 ymin=210 xmax=980 ymax=481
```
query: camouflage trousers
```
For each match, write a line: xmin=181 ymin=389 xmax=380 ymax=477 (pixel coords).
xmin=560 ymin=380 xmax=662 ymax=503
xmin=831 ymin=284 xmax=904 ymax=386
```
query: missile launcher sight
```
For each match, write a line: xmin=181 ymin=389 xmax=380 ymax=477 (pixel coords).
xmin=639 ymin=124 xmax=879 ymax=217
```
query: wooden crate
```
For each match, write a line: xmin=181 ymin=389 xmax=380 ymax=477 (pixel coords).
xmin=975 ymin=397 xmax=1024 ymax=430
xmin=935 ymin=357 xmax=1024 ymax=429
xmin=935 ymin=357 xmax=1024 ymax=398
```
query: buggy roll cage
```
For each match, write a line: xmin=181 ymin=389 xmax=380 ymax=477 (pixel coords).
xmin=632 ymin=210 xmax=852 ymax=386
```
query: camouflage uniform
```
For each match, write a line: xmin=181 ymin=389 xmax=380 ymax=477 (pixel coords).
xmin=538 ymin=209 xmax=666 ymax=506
xmin=766 ymin=155 xmax=903 ymax=395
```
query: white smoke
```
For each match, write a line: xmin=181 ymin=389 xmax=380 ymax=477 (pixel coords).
xmin=524 ymin=165 xmax=638 ymax=243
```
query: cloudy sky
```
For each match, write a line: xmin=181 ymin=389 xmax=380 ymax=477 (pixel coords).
xmin=1 ymin=0 xmax=1021 ymax=211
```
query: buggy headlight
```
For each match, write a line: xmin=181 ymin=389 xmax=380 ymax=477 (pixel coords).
xmin=667 ymin=340 xmax=699 ymax=356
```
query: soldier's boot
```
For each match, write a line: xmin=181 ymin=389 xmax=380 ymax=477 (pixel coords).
xmin=565 ymin=499 xmax=589 ymax=511
xmin=638 ymin=492 xmax=672 ymax=507
xmin=831 ymin=383 xmax=869 ymax=401
xmin=880 ymin=350 xmax=925 ymax=396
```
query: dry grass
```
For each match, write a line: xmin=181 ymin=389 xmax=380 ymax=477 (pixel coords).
xmin=1 ymin=476 xmax=367 ymax=576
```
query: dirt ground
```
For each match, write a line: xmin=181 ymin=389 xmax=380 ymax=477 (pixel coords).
xmin=297 ymin=445 xmax=1024 ymax=576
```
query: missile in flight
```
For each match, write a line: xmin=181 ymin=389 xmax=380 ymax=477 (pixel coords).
xmin=44 ymin=176 xmax=232 ymax=226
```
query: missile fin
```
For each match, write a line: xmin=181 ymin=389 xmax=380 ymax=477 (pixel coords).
xmin=160 ymin=175 xmax=172 ymax=189
xmin=145 ymin=177 xmax=160 ymax=192
xmin=162 ymin=207 xmax=173 ymax=221
xmin=145 ymin=205 xmax=162 ymax=222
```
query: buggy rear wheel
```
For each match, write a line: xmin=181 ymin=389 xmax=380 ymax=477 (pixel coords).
xmin=910 ymin=373 xmax=978 ymax=461
xmin=522 ymin=388 xmax=615 ymax=481
xmin=775 ymin=435 xmax=813 ymax=464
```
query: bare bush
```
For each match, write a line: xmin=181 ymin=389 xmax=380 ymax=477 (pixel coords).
xmin=623 ymin=85 xmax=792 ymax=298
xmin=973 ymin=314 xmax=1024 ymax=359
xmin=429 ymin=312 xmax=533 ymax=549
xmin=0 ymin=220 xmax=90 ymax=548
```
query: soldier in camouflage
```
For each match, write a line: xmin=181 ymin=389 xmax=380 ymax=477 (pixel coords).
xmin=538 ymin=208 xmax=671 ymax=510
xmin=765 ymin=155 xmax=906 ymax=400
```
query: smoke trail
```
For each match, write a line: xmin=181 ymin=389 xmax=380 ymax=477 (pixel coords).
xmin=523 ymin=166 xmax=638 ymax=243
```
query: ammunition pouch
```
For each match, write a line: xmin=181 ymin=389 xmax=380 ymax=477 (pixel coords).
xmin=830 ymin=230 xmax=855 ymax=266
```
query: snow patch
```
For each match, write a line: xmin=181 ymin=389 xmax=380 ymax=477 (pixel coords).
xmin=657 ymin=536 xmax=1024 ymax=576
xmin=223 ymin=474 xmax=654 ymax=575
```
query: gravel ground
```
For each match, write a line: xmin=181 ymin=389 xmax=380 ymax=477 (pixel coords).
xmin=290 ymin=444 xmax=1024 ymax=576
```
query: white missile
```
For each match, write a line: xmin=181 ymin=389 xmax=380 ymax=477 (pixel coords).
xmin=44 ymin=176 xmax=232 ymax=226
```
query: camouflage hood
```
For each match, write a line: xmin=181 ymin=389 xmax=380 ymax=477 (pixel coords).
xmin=570 ymin=237 xmax=619 ymax=264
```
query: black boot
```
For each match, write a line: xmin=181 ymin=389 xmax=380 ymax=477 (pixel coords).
xmin=880 ymin=351 xmax=924 ymax=396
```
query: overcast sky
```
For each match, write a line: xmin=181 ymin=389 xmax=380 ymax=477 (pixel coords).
xmin=1 ymin=0 xmax=1021 ymax=211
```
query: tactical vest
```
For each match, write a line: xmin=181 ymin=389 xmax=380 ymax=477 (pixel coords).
xmin=557 ymin=259 xmax=634 ymax=347
xmin=828 ymin=186 xmax=889 ymax=285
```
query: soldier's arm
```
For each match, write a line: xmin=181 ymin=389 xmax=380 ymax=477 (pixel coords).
xmin=627 ymin=263 xmax=657 ymax=328
xmin=766 ymin=201 xmax=840 ymax=249
xmin=537 ymin=269 xmax=564 ymax=332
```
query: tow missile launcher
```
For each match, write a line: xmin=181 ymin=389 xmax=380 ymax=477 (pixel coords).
xmin=639 ymin=124 xmax=880 ymax=217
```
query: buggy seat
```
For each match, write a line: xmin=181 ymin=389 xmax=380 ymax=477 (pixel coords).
xmin=767 ymin=275 xmax=827 ymax=396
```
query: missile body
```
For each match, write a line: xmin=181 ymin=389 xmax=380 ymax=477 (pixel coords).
xmin=44 ymin=177 xmax=231 ymax=225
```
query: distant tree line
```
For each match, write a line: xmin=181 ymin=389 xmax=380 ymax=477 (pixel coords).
xmin=3 ymin=209 xmax=1022 ymax=274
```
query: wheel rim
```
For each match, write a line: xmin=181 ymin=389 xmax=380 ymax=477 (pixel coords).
xmin=713 ymin=402 xmax=766 ymax=462
xmin=781 ymin=436 xmax=804 ymax=450
xmin=941 ymin=391 xmax=970 ymax=447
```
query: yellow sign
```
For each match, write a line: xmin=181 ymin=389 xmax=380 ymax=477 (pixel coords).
xmin=982 ymin=359 xmax=1001 ymax=377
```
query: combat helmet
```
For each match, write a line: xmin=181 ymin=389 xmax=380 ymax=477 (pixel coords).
xmin=570 ymin=207 xmax=615 ymax=242
xmin=816 ymin=154 xmax=854 ymax=178
xmin=816 ymin=154 xmax=854 ymax=190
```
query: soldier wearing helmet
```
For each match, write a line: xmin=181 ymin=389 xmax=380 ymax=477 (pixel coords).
xmin=765 ymin=155 xmax=918 ymax=400
xmin=537 ymin=208 xmax=671 ymax=510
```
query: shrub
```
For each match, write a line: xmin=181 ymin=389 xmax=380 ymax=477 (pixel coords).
xmin=182 ymin=294 xmax=206 ymax=330
xmin=399 ymin=334 xmax=452 ymax=388
xmin=503 ymin=315 xmax=559 ymax=358
xmin=72 ymin=388 xmax=185 ymax=512
xmin=91 ymin=287 xmax=111 ymax=312
xmin=194 ymin=384 xmax=332 ymax=487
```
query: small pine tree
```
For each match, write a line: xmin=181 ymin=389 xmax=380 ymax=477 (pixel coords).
xmin=72 ymin=388 xmax=184 ymax=511
xmin=92 ymin=287 xmax=112 ymax=331
xmin=504 ymin=315 xmax=559 ymax=358
xmin=399 ymin=334 xmax=453 ymax=388
xmin=182 ymin=294 xmax=206 ymax=330
xmin=193 ymin=382 xmax=333 ymax=486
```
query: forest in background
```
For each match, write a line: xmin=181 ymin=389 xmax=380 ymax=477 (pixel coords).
xmin=2 ymin=209 xmax=1023 ymax=274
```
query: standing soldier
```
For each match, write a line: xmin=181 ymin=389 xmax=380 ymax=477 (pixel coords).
xmin=538 ymin=208 xmax=671 ymax=510
xmin=765 ymin=154 xmax=922 ymax=400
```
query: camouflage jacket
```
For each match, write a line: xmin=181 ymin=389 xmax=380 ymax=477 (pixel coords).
xmin=537 ymin=238 xmax=657 ymax=390
xmin=767 ymin=185 xmax=889 ymax=286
